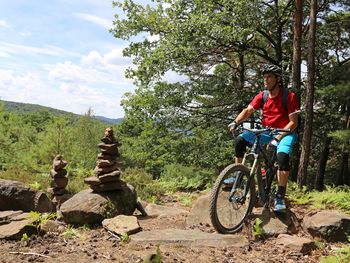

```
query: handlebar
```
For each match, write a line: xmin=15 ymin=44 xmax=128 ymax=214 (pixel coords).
xmin=242 ymin=127 xmax=291 ymax=134
xmin=229 ymin=122 xmax=291 ymax=136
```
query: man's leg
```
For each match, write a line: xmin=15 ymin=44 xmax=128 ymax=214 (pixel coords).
xmin=235 ymin=157 xmax=243 ymax=164
xmin=274 ymin=133 xmax=296 ymax=211
xmin=224 ymin=135 xmax=251 ymax=186
xmin=274 ymin=154 xmax=290 ymax=211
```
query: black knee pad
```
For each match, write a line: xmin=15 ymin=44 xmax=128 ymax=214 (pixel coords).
xmin=277 ymin=152 xmax=290 ymax=171
xmin=235 ymin=136 xmax=250 ymax=158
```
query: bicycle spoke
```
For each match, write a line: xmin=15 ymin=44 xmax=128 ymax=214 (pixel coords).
xmin=209 ymin=164 xmax=255 ymax=234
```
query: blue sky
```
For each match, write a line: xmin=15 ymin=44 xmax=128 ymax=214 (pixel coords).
xmin=0 ymin=0 xmax=137 ymax=118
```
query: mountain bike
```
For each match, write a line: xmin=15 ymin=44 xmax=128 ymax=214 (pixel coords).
xmin=209 ymin=125 xmax=291 ymax=234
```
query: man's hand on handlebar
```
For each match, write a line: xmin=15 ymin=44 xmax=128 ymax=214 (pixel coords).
xmin=269 ymin=137 xmax=279 ymax=147
xmin=228 ymin=121 xmax=238 ymax=132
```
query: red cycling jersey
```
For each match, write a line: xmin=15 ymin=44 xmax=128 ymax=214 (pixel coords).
xmin=249 ymin=88 xmax=299 ymax=128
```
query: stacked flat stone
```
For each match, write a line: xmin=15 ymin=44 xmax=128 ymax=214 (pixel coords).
xmin=84 ymin=127 xmax=126 ymax=192
xmin=47 ymin=155 xmax=70 ymax=209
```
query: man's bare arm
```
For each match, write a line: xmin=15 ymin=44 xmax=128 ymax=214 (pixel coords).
xmin=234 ymin=106 xmax=255 ymax=124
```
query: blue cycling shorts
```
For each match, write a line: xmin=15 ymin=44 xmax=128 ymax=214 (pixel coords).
xmin=239 ymin=131 xmax=297 ymax=155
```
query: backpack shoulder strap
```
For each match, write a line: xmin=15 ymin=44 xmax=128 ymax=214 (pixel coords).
xmin=262 ymin=90 xmax=268 ymax=105
xmin=282 ymin=88 xmax=289 ymax=113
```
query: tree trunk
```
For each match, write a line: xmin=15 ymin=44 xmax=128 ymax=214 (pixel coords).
xmin=297 ymin=0 xmax=317 ymax=188
xmin=339 ymin=151 xmax=349 ymax=185
xmin=290 ymin=0 xmax=303 ymax=182
xmin=337 ymin=109 xmax=350 ymax=186
xmin=315 ymin=137 xmax=332 ymax=191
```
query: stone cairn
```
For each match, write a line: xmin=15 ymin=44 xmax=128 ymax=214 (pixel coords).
xmin=48 ymin=154 xmax=71 ymax=209
xmin=84 ymin=127 xmax=126 ymax=192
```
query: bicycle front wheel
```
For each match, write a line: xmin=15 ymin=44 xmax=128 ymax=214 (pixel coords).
xmin=209 ymin=164 xmax=255 ymax=234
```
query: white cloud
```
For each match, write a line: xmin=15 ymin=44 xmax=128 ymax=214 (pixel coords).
xmin=0 ymin=69 xmax=126 ymax=118
xmin=48 ymin=60 xmax=128 ymax=85
xmin=0 ymin=20 xmax=10 ymax=28
xmin=0 ymin=70 xmax=46 ymax=103
xmin=49 ymin=61 xmax=92 ymax=83
xmin=74 ymin=13 xmax=112 ymax=29
xmin=0 ymin=51 xmax=11 ymax=58
xmin=81 ymin=48 xmax=131 ymax=67
xmin=0 ymin=41 xmax=81 ymax=57
xmin=81 ymin=51 xmax=103 ymax=66
xmin=19 ymin=31 xmax=32 ymax=37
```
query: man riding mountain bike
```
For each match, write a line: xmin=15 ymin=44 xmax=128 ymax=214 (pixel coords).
xmin=226 ymin=64 xmax=300 ymax=212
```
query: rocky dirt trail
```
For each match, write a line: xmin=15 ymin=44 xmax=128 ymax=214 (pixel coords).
xmin=0 ymin=193 xmax=347 ymax=263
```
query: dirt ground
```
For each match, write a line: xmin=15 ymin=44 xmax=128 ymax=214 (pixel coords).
xmin=0 ymin=199 xmax=341 ymax=263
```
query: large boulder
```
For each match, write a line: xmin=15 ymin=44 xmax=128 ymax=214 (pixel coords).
xmin=0 ymin=179 xmax=52 ymax=212
xmin=303 ymin=210 xmax=350 ymax=242
xmin=250 ymin=208 xmax=299 ymax=237
xmin=60 ymin=184 xmax=137 ymax=225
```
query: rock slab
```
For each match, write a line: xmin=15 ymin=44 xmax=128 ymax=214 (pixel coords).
xmin=131 ymin=229 xmax=248 ymax=247
xmin=276 ymin=234 xmax=316 ymax=254
xmin=0 ymin=212 xmax=37 ymax=240
xmin=145 ymin=203 xmax=189 ymax=218
xmin=102 ymin=215 xmax=141 ymax=235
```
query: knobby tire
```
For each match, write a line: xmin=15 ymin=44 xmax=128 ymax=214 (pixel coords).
xmin=209 ymin=164 xmax=255 ymax=234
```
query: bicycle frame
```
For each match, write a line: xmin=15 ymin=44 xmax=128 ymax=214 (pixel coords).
xmin=232 ymin=132 xmax=277 ymax=207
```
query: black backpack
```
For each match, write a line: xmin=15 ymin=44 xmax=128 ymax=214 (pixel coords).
xmin=262 ymin=88 xmax=289 ymax=113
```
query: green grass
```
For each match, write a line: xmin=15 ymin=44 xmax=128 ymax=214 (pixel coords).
xmin=61 ymin=225 xmax=79 ymax=238
xmin=321 ymin=243 xmax=350 ymax=263
xmin=0 ymin=168 xmax=50 ymax=191
xmin=288 ymin=183 xmax=350 ymax=214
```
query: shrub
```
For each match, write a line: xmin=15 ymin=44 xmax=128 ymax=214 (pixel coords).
xmin=159 ymin=163 xmax=214 ymax=193
xmin=288 ymin=183 xmax=350 ymax=214
xmin=66 ymin=166 xmax=93 ymax=194
xmin=122 ymin=168 xmax=166 ymax=202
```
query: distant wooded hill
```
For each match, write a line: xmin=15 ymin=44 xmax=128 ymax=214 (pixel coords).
xmin=1 ymin=100 xmax=123 ymax=124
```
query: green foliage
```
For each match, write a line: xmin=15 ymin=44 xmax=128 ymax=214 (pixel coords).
xmin=27 ymin=212 xmax=57 ymax=234
xmin=159 ymin=164 xmax=214 ymax=192
xmin=321 ymin=241 xmax=350 ymax=263
xmin=329 ymin=130 xmax=350 ymax=145
xmin=61 ymin=225 xmax=79 ymax=239
xmin=288 ymin=183 xmax=350 ymax=213
xmin=122 ymin=168 xmax=166 ymax=203
xmin=176 ymin=193 xmax=196 ymax=207
xmin=29 ymin=181 xmax=42 ymax=190
xmin=252 ymin=218 xmax=265 ymax=240
xmin=120 ymin=233 xmax=130 ymax=245
xmin=0 ymin=168 xmax=50 ymax=191
xmin=20 ymin=233 xmax=30 ymax=246
xmin=102 ymin=200 xmax=117 ymax=219
xmin=66 ymin=165 xmax=93 ymax=194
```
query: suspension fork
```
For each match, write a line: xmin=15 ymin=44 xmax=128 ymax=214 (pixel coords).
xmin=232 ymin=153 xmax=258 ymax=203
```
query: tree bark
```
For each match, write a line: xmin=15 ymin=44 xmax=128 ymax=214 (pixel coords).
xmin=315 ymin=137 xmax=332 ymax=191
xmin=297 ymin=0 xmax=317 ymax=188
xmin=337 ymin=108 xmax=350 ymax=186
xmin=290 ymin=0 xmax=303 ymax=182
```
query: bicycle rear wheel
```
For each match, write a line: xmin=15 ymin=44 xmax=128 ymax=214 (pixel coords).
xmin=209 ymin=164 xmax=255 ymax=234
